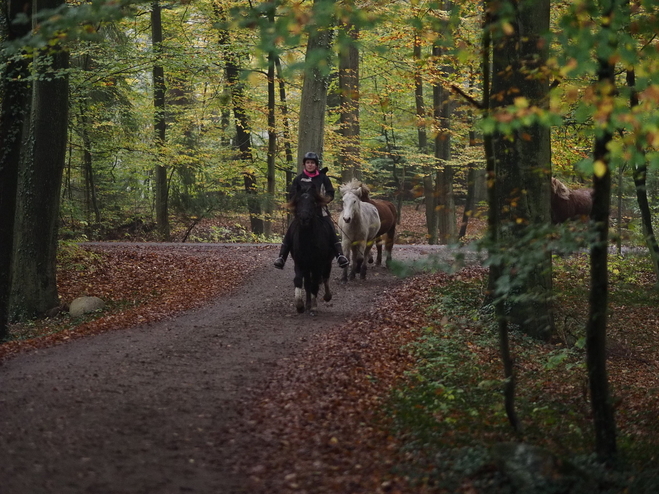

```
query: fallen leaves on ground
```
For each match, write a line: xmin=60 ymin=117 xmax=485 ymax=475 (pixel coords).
xmin=1 ymin=244 xmax=274 ymax=361
xmin=232 ymin=272 xmax=456 ymax=494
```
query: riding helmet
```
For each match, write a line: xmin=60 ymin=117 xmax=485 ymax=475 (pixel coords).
xmin=303 ymin=151 xmax=319 ymax=164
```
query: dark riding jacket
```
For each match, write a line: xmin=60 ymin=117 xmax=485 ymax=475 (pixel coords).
xmin=288 ymin=169 xmax=335 ymax=207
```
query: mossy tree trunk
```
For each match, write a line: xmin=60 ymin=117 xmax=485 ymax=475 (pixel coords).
xmin=10 ymin=0 xmax=69 ymax=320
xmin=297 ymin=0 xmax=334 ymax=171
xmin=488 ymin=0 xmax=554 ymax=340
xmin=0 ymin=0 xmax=32 ymax=334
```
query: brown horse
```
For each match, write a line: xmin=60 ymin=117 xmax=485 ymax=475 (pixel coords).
xmin=344 ymin=180 xmax=397 ymax=266
xmin=551 ymin=177 xmax=593 ymax=224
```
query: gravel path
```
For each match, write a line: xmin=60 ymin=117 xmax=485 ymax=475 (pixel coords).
xmin=0 ymin=243 xmax=479 ymax=494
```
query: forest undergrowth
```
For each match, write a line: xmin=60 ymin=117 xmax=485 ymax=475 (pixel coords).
xmin=382 ymin=257 xmax=659 ymax=492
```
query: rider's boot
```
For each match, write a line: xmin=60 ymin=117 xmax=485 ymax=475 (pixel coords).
xmin=335 ymin=242 xmax=349 ymax=269
xmin=274 ymin=243 xmax=290 ymax=269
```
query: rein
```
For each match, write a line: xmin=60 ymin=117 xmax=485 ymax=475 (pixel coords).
xmin=334 ymin=216 xmax=353 ymax=243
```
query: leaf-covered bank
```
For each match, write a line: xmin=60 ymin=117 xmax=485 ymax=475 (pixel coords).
xmin=387 ymin=258 xmax=659 ymax=493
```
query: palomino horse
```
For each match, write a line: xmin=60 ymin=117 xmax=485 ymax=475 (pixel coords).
xmin=288 ymin=186 xmax=334 ymax=315
xmin=338 ymin=182 xmax=380 ymax=282
xmin=341 ymin=180 xmax=397 ymax=266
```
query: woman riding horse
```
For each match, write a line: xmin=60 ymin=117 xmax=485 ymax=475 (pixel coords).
xmin=274 ymin=152 xmax=349 ymax=270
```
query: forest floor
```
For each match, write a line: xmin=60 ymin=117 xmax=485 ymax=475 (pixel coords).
xmin=1 ymin=205 xmax=658 ymax=493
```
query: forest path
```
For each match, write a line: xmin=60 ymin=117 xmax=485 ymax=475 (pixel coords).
xmin=0 ymin=243 xmax=477 ymax=494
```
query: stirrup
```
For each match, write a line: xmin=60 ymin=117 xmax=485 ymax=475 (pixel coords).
xmin=274 ymin=257 xmax=285 ymax=269
xmin=337 ymin=255 xmax=349 ymax=268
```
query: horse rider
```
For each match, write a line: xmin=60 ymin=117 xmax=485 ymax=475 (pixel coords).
xmin=274 ymin=151 xmax=350 ymax=270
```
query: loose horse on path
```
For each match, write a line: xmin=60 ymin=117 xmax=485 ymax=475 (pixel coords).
xmin=354 ymin=181 xmax=397 ymax=266
xmin=338 ymin=181 xmax=380 ymax=282
xmin=288 ymin=186 xmax=334 ymax=315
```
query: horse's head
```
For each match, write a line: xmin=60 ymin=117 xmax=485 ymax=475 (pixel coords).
xmin=340 ymin=189 xmax=360 ymax=224
xmin=292 ymin=185 xmax=325 ymax=228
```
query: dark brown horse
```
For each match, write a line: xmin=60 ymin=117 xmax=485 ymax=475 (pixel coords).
xmin=289 ymin=186 xmax=334 ymax=315
xmin=344 ymin=180 xmax=397 ymax=266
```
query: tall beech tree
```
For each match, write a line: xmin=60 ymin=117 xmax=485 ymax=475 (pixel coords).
xmin=483 ymin=0 xmax=520 ymax=432
xmin=338 ymin=14 xmax=360 ymax=182
xmin=297 ymin=0 xmax=334 ymax=170
xmin=264 ymin=4 xmax=277 ymax=236
xmin=10 ymin=0 xmax=69 ymax=319
xmin=586 ymin=0 xmax=618 ymax=464
xmin=0 ymin=0 xmax=32 ymax=335
xmin=488 ymin=0 xmax=554 ymax=340
xmin=151 ymin=0 xmax=170 ymax=240
xmin=624 ymin=33 xmax=659 ymax=282
xmin=276 ymin=58 xmax=295 ymax=184
xmin=215 ymin=0 xmax=263 ymax=233
xmin=413 ymin=33 xmax=437 ymax=243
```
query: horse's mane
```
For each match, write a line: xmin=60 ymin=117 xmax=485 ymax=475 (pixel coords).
xmin=551 ymin=177 xmax=571 ymax=200
xmin=340 ymin=179 xmax=371 ymax=201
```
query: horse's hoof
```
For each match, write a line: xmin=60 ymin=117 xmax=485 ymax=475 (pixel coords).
xmin=296 ymin=302 xmax=304 ymax=313
xmin=324 ymin=293 xmax=332 ymax=302
xmin=309 ymin=310 xmax=317 ymax=317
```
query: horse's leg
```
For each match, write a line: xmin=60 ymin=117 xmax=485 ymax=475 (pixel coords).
xmin=322 ymin=260 xmax=332 ymax=302
xmin=323 ymin=279 xmax=332 ymax=302
xmin=294 ymin=266 xmax=305 ymax=313
xmin=303 ymin=273 xmax=312 ymax=313
xmin=349 ymin=244 xmax=360 ymax=280
xmin=361 ymin=241 xmax=376 ymax=279
xmin=375 ymin=235 xmax=383 ymax=266
xmin=340 ymin=237 xmax=350 ymax=283
xmin=385 ymin=226 xmax=395 ymax=266
xmin=309 ymin=273 xmax=320 ymax=316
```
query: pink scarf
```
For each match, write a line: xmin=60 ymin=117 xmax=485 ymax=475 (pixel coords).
xmin=303 ymin=169 xmax=319 ymax=178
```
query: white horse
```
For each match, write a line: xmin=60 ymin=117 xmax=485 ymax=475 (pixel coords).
xmin=338 ymin=180 xmax=381 ymax=282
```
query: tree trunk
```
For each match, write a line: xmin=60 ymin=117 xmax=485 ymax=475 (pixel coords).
xmin=10 ymin=0 xmax=69 ymax=320
xmin=432 ymin=43 xmax=455 ymax=245
xmin=232 ymin=74 xmax=262 ymax=234
xmin=483 ymin=2 xmax=520 ymax=431
xmin=413 ymin=36 xmax=436 ymax=244
xmin=435 ymin=2 xmax=457 ymax=244
xmin=589 ymin=126 xmax=617 ymax=463
xmin=431 ymin=46 xmax=444 ymax=245
xmin=0 ymin=0 xmax=32 ymax=335
xmin=78 ymin=101 xmax=101 ymax=224
xmin=265 ymin=48 xmax=276 ymax=237
xmin=297 ymin=0 xmax=334 ymax=170
xmin=151 ymin=0 xmax=170 ymax=240
xmin=275 ymin=58 xmax=294 ymax=172
xmin=214 ymin=2 xmax=262 ymax=233
xmin=459 ymin=162 xmax=476 ymax=239
xmin=489 ymin=0 xmax=554 ymax=340
xmin=338 ymin=16 xmax=360 ymax=183
xmin=276 ymin=58 xmax=296 ymax=226
xmin=586 ymin=4 xmax=618 ymax=464
xmin=626 ymin=68 xmax=659 ymax=282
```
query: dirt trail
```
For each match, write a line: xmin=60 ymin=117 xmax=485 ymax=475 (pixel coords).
xmin=0 ymin=243 xmax=476 ymax=494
